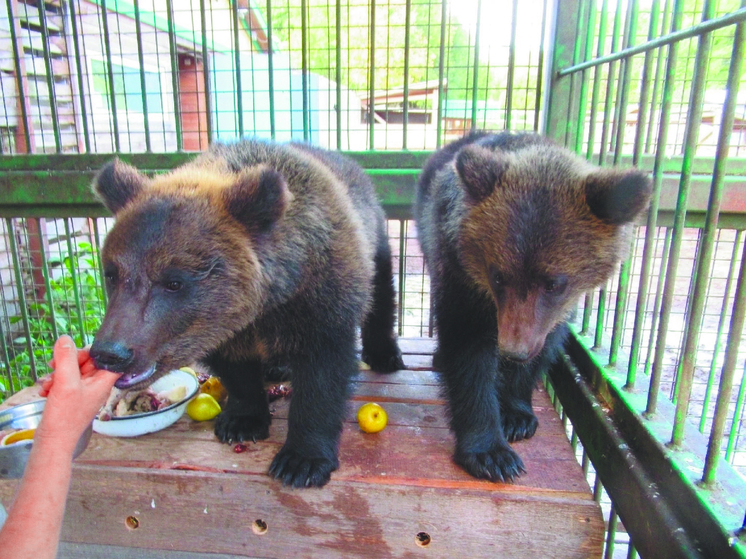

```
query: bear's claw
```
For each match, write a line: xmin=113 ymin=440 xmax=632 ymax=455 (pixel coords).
xmin=214 ymin=411 xmax=270 ymax=444
xmin=269 ymin=446 xmax=339 ymax=488
xmin=454 ymin=445 xmax=526 ymax=483
xmin=502 ymin=410 xmax=539 ymax=442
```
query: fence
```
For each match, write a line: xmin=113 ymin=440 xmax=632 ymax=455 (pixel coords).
xmin=0 ymin=1 xmax=745 ymax=558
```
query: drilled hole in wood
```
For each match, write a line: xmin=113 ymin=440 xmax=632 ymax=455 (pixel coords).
xmin=252 ymin=519 xmax=268 ymax=535
xmin=415 ymin=532 xmax=431 ymax=547
xmin=125 ymin=516 xmax=140 ymax=530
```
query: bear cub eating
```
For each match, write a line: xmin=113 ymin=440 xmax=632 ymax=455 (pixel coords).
xmin=89 ymin=140 xmax=404 ymax=488
xmin=415 ymin=132 xmax=652 ymax=482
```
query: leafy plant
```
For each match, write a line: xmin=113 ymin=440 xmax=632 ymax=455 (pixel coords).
xmin=0 ymin=242 xmax=105 ymax=402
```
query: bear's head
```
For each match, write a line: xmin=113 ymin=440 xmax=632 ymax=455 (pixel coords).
xmin=90 ymin=158 xmax=292 ymax=388
xmin=455 ymin=142 xmax=652 ymax=362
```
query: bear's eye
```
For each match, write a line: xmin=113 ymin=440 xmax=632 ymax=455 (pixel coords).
xmin=165 ymin=280 xmax=183 ymax=293
xmin=544 ymin=276 xmax=568 ymax=295
xmin=104 ymin=266 xmax=118 ymax=285
xmin=489 ymin=267 xmax=505 ymax=291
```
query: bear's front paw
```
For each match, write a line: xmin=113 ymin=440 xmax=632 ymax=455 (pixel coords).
xmin=269 ymin=445 xmax=339 ymax=488
xmin=502 ymin=409 xmax=538 ymax=442
xmin=214 ymin=411 xmax=270 ymax=444
xmin=454 ymin=444 xmax=526 ymax=483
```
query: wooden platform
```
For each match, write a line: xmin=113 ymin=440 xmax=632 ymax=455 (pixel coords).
xmin=0 ymin=338 xmax=603 ymax=558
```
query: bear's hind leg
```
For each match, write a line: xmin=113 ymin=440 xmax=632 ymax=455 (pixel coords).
xmin=204 ymin=354 xmax=271 ymax=444
xmin=360 ymin=233 xmax=404 ymax=372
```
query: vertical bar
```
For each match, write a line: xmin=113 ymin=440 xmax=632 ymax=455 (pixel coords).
xmin=604 ymin=506 xmax=619 ymax=559
xmin=532 ymin=0 xmax=549 ymax=132
xmin=402 ymin=0 xmax=411 ymax=149
xmin=0 ymin=320 xmax=12 ymax=394
xmin=335 ymin=0 xmax=342 ymax=149
xmin=100 ymin=0 xmax=120 ymax=152
xmin=469 ymin=0 xmax=481 ymax=132
xmin=700 ymin=231 xmax=743 ymax=432
xmin=435 ymin=0 xmax=446 ymax=147
xmin=6 ymin=218 xmax=36 ymax=381
xmin=34 ymin=218 xmax=58 ymax=341
xmin=662 ymin=0 xmax=715 ymax=443
xmin=36 ymin=1 xmax=61 ymax=152
xmin=703 ymin=238 xmax=746 ymax=484
xmin=584 ymin=0 xmax=609 ymax=161
xmin=564 ymin=0 xmax=586 ymax=147
xmin=231 ymin=0 xmax=244 ymax=137
xmin=133 ymin=0 xmax=151 ymax=152
xmin=199 ymin=0 xmax=213 ymax=145
xmin=165 ymin=0 xmax=182 ymax=150
xmin=573 ymin=0 xmax=596 ymax=153
xmin=725 ymin=360 xmax=746 ymax=461
xmin=505 ymin=0 xmax=519 ymax=130
xmin=92 ymin=219 xmax=107 ymax=308
xmin=6 ymin=0 xmax=32 ymax=153
xmin=644 ymin=228 xmax=672 ymax=377
xmin=302 ymin=0 xmax=310 ymax=141
xmin=397 ymin=220 xmax=406 ymax=336
xmin=607 ymin=0 xmax=639 ymax=366
xmin=68 ymin=0 xmax=90 ymax=153
xmin=63 ymin=220 xmax=86 ymax=344
xmin=645 ymin=0 xmax=672 ymax=153
xmin=266 ymin=0 xmax=276 ymax=139
xmin=639 ymin=0 xmax=684 ymax=403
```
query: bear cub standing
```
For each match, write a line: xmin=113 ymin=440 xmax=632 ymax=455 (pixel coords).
xmin=415 ymin=132 xmax=651 ymax=482
xmin=90 ymin=140 xmax=404 ymax=488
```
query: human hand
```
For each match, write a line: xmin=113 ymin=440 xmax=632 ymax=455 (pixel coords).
xmin=35 ymin=336 xmax=121 ymax=453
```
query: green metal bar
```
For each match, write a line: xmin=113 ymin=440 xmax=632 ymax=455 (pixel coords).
xmin=557 ymin=6 xmax=746 ymax=77
xmin=532 ymin=0 xmax=548 ymax=132
xmin=703 ymin=237 xmax=746 ymax=484
xmin=596 ymin=0 xmax=623 ymax=165
xmin=266 ymin=0 xmax=276 ymax=139
xmin=435 ymin=0 xmax=446 ymax=148
xmin=700 ymin=7 xmax=746 ymax=482
xmin=604 ymin=506 xmax=618 ymax=559
xmin=231 ymin=0 xmax=244 ymax=137
xmin=99 ymin=0 xmax=120 ymax=152
xmin=700 ymin=231 xmax=742 ymax=432
xmin=63 ymin=219 xmax=86 ymax=345
xmin=164 ymin=0 xmax=182 ymax=151
xmin=593 ymin=285 xmax=607 ymax=349
xmin=199 ymin=0 xmax=213 ymax=145
xmin=335 ymin=0 xmax=342 ymax=149
xmin=505 ymin=0 xmax=518 ymax=130
xmin=581 ymin=292 xmax=593 ymax=334
xmin=0 ymin=319 xmax=12 ymax=395
xmin=642 ymin=0 xmax=684 ymax=405
xmin=367 ymin=0 xmax=375 ymax=149
xmin=5 ymin=0 xmax=31 ymax=153
xmin=34 ymin=218 xmax=58 ymax=341
xmin=36 ymin=2 xmax=61 ymax=153
xmin=645 ymin=0 xmax=672 ymax=154
xmin=566 ymin=0 xmax=587 ymax=148
xmin=725 ymin=361 xmax=746 ymax=461
xmin=621 ymin=0 xmax=660 ymax=380
xmin=133 ymin=0 xmax=152 ymax=152
xmin=667 ymin=0 xmax=715 ymax=446
xmin=573 ymin=0 xmax=596 ymax=154
xmin=584 ymin=0 xmax=608 ymax=162
xmin=402 ymin=0 xmax=411 ymax=149
xmin=302 ymin=0 xmax=309 ymax=141
xmin=92 ymin=218 xmax=107 ymax=309
xmin=644 ymin=228 xmax=673 ymax=377
xmin=68 ymin=0 xmax=91 ymax=153
xmin=6 ymin=218 xmax=36 ymax=381
xmin=608 ymin=0 xmax=639 ymax=366
xmin=469 ymin=0 xmax=481 ymax=132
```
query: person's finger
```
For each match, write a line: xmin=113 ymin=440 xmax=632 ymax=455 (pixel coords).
xmin=85 ymin=370 xmax=121 ymax=402
xmin=51 ymin=336 xmax=80 ymax=383
xmin=79 ymin=356 xmax=99 ymax=378
xmin=39 ymin=376 xmax=53 ymax=397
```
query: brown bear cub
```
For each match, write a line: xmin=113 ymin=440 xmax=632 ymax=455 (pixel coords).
xmin=90 ymin=140 xmax=404 ymax=487
xmin=415 ymin=132 xmax=651 ymax=482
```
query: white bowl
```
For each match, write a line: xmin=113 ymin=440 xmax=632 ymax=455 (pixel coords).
xmin=92 ymin=369 xmax=199 ymax=438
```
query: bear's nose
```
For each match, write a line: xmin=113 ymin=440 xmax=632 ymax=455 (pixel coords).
xmin=89 ymin=340 xmax=134 ymax=372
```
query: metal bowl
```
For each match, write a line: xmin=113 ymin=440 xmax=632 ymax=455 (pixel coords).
xmin=0 ymin=400 xmax=92 ymax=479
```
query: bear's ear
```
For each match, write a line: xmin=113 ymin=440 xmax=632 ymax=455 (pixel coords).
xmin=92 ymin=159 xmax=149 ymax=215
xmin=223 ymin=166 xmax=292 ymax=234
xmin=455 ymin=145 xmax=508 ymax=204
xmin=585 ymin=169 xmax=652 ymax=225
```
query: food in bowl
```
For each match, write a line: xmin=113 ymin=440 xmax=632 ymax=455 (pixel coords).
xmin=97 ymin=385 xmax=189 ymax=421
xmin=0 ymin=428 xmax=36 ymax=446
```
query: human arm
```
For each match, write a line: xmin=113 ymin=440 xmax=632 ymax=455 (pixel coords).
xmin=0 ymin=336 xmax=120 ymax=559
